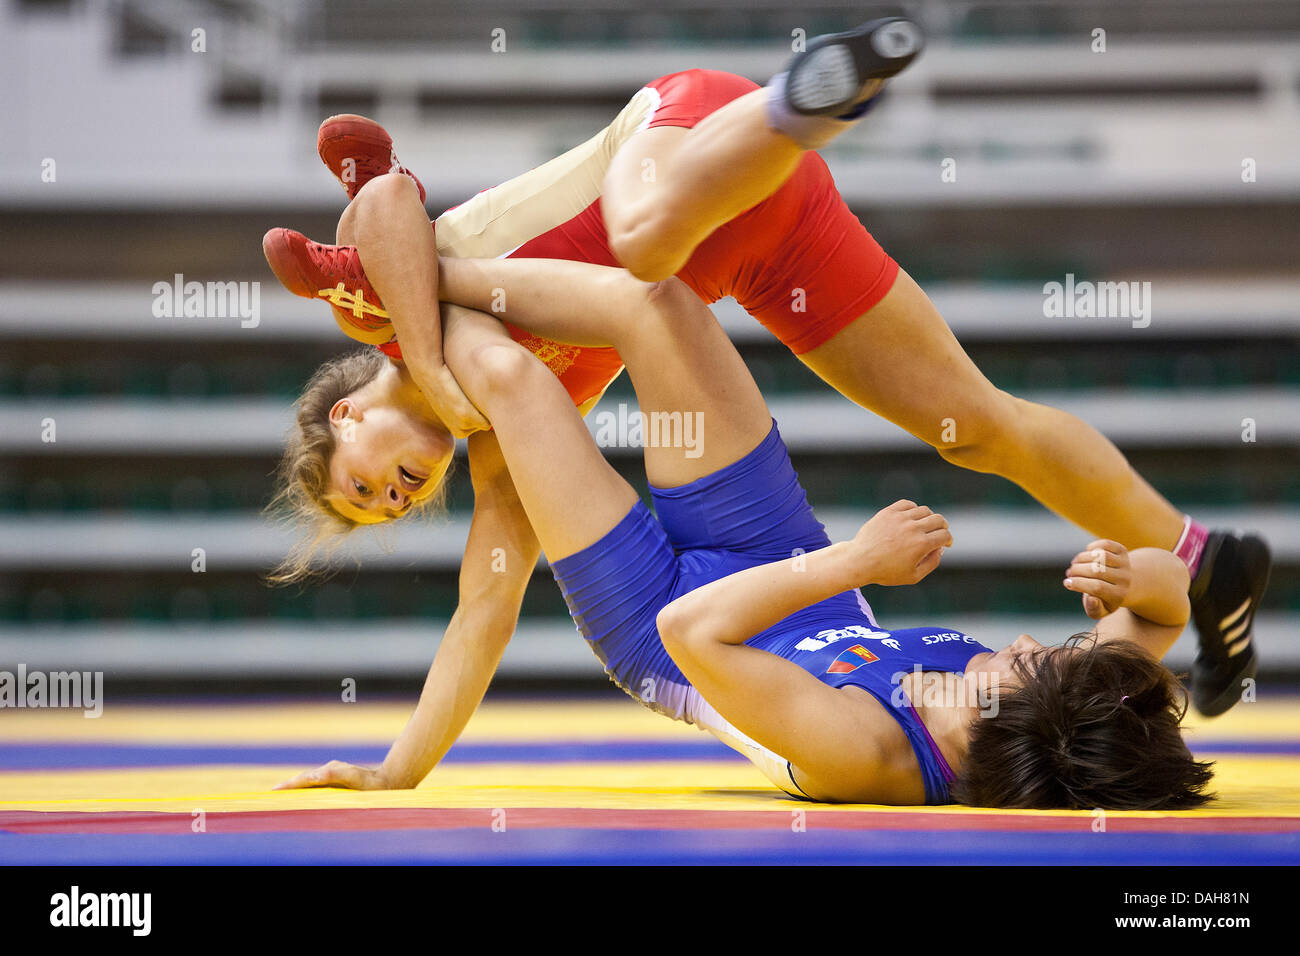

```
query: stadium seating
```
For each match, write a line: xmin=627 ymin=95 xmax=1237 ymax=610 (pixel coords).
xmin=1 ymin=0 xmax=1296 ymax=688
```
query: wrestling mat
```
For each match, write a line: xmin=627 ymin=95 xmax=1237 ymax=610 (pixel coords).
xmin=2 ymin=694 xmax=1297 ymax=865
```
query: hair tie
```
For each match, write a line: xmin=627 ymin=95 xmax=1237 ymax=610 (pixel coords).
xmin=1120 ymin=695 xmax=1130 ymax=704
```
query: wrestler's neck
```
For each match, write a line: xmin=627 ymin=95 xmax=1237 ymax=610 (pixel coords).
xmin=371 ymin=361 xmax=446 ymax=428
xmin=898 ymin=668 xmax=984 ymax=775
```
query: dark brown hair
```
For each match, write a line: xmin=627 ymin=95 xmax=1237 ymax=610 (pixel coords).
xmin=951 ymin=633 xmax=1215 ymax=810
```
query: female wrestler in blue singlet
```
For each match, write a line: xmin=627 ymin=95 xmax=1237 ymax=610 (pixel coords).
xmin=289 ymin=252 xmax=1214 ymax=809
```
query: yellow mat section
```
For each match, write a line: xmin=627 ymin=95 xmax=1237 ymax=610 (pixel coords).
xmin=2 ymin=697 xmax=1297 ymax=818
xmin=2 ymin=757 xmax=1299 ymax=817
xmin=4 ymin=694 xmax=1295 ymax=742
xmin=0 ymin=699 xmax=694 ymax=743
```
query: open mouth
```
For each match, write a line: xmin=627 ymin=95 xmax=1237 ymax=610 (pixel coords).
xmin=397 ymin=465 xmax=428 ymax=493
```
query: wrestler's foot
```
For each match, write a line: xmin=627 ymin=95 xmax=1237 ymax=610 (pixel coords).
xmin=1188 ymin=530 xmax=1271 ymax=716
xmin=317 ymin=114 xmax=427 ymax=204
xmin=783 ymin=16 xmax=924 ymax=117
xmin=261 ymin=227 xmax=394 ymax=347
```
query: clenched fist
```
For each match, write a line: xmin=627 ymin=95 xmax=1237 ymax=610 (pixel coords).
xmin=849 ymin=500 xmax=953 ymax=586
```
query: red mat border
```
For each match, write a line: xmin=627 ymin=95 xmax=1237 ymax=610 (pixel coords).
xmin=2 ymin=807 xmax=1296 ymax=834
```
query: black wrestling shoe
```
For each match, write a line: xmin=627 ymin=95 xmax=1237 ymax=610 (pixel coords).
xmin=1188 ymin=530 xmax=1271 ymax=717
xmin=782 ymin=17 xmax=925 ymax=117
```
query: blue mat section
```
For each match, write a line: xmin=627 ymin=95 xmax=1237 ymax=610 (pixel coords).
xmin=0 ymin=739 xmax=739 ymax=770
xmin=1 ymin=829 xmax=1296 ymax=865
xmin=1185 ymin=740 xmax=1300 ymax=754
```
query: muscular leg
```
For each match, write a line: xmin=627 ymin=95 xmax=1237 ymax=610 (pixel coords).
xmin=603 ymin=108 xmax=1189 ymax=552
xmin=451 ymin=322 xmax=639 ymax=561
xmin=446 ymin=272 xmax=773 ymax=557
xmin=603 ymin=16 xmax=906 ymax=283
xmin=799 ymin=269 xmax=1187 ymax=549
xmin=603 ymin=91 xmax=803 ymax=281
xmin=439 ymin=256 xmax=773 ymax=490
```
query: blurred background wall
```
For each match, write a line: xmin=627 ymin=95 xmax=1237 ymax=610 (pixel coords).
xmin=1 ymin=0 xmax=1297 ymax=694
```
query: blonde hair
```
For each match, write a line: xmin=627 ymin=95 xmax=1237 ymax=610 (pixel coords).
xmin=264 ymin=348 xmax=449 ymax=585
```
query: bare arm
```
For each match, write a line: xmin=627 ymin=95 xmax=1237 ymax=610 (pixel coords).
xmin=656 ymin=501 xmax=951 ymax=800
xmin=274 ymin=431 xmax=539 ymax=790
xmin=659 ymin=501 xmax=950 ymax=649
xmin=1064 ymin=540 xmax=1190 ymax=659
xmin=379 ymin=432 xmax=540 ymax=786
xmin=352 ymin=174 xmax=488 ymax=436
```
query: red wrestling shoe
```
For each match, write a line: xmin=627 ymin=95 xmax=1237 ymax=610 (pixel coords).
xmin=317 ymin=114 xmax=427 ymax=204
xmin=262 ymin=227 xmax=395 ymax=347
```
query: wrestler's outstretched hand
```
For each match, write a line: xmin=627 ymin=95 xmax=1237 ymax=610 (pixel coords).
xmin=273 ymin=760 xmax=395 ymax=791
xmin=1063 ymin=539 xmax=1133 ymax=619
xmin=851 ymin=499 xmax=953 ymax=586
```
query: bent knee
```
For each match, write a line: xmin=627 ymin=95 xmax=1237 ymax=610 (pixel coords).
xmin=606 ymin=208 xmax=693 ymax=282
xmin=607 ymin=225 xmax=670 ymax=281
xmin=462 ymin=340 xmax=545 ymax=403
xmin=354 ymin=171 xmax=421 ymax=208
xmin=624 ymin=275 xmax=714 ymax=349
xmin=473 ymin=340 xmax=536 ymax=382
xmin=643 ymin=274 xmax=700 ymax=316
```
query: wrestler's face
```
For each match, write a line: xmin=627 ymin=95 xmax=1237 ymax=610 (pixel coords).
xmin=972 ymin=633 xmax=1049 ymax=691
xmin=324 ymin=397 xmax=453 ymax=525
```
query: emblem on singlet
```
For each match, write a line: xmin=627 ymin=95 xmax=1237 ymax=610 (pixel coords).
xmin=517 ymin=334 xmax=580 ymax=376
xmin=826 ymin=644 xmax=879 ymax=674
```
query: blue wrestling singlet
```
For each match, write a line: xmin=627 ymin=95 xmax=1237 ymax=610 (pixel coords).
xmin=549 ymin=420 xmax=994 ymax=804
xmin=780 ymin=623 xmax=993 ymax=803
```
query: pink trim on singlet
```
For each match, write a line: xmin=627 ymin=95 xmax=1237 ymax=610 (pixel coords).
xmin=899 ymin=690 xmax=957 ymax=786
